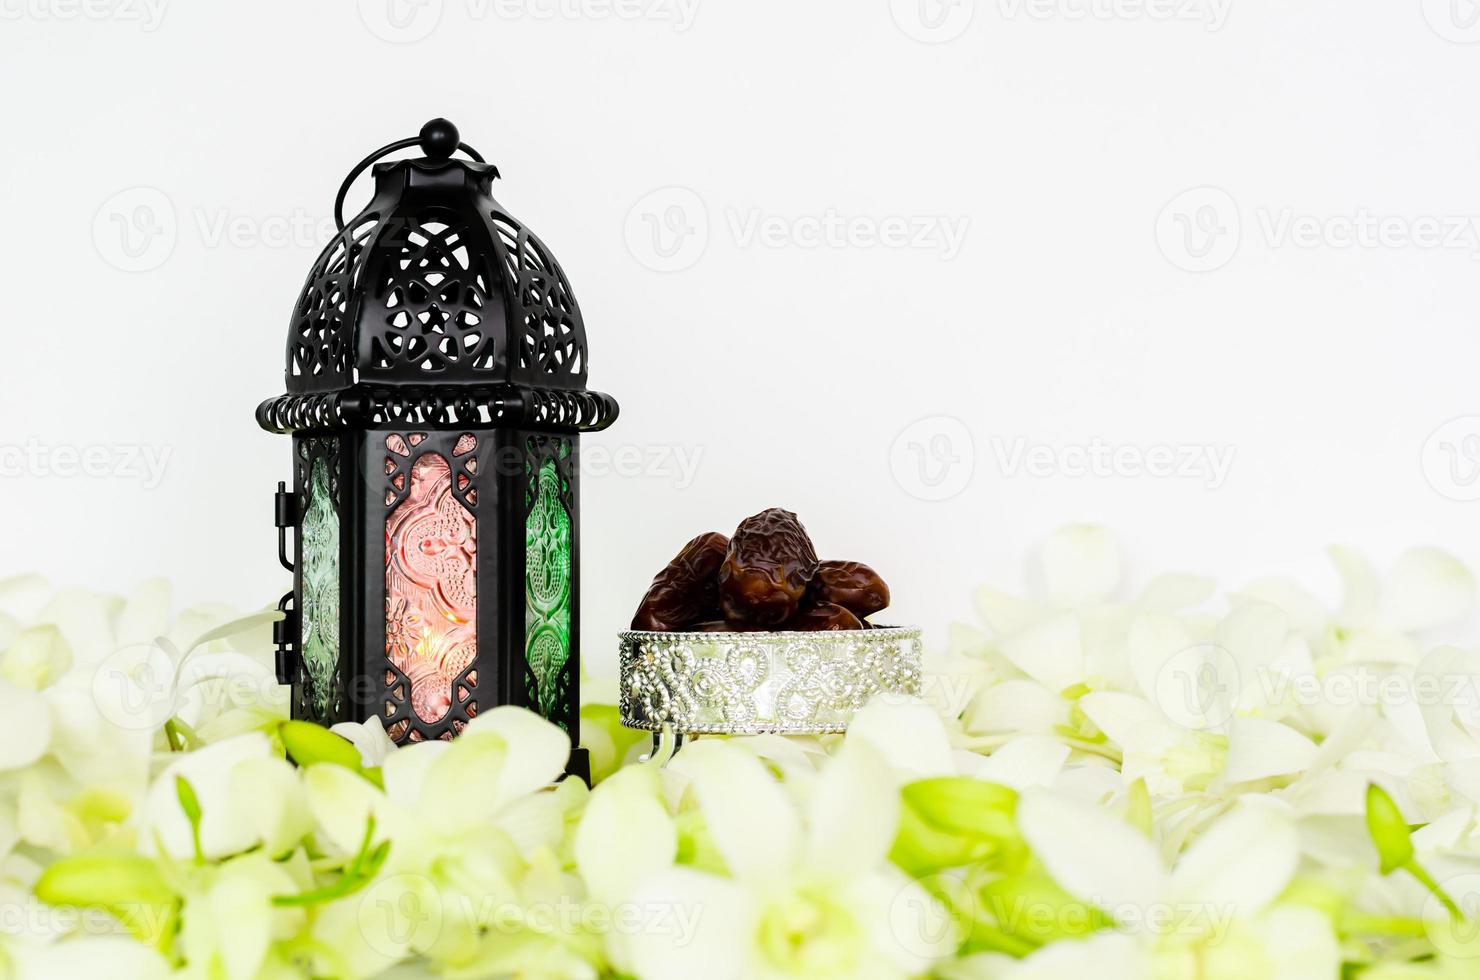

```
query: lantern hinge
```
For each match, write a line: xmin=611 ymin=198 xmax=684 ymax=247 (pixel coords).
xmin=273 ymin=479 xmax=298 ymax=687
xmin=274 ymin=591 xmax=297 ymax=686
xmin=275 ymin=481 xmax=297 ymax=572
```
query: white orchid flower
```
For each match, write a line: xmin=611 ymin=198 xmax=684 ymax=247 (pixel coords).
xmin=1245 ymin=547 xmax=1476 ymax=670
xmin=330 ymin=717 xmax=398 ymax=768
xmin=572 ymin=758 xmax=679 ymax=974
xmin=1008 ymin=791 xmax=1339 ymax=979
xmin=1403 ymin=645 xmax=1480 ymax=817
xmin=622 ymin=738 xmax=954 ymax=980
xmin=136 ymin=731 xmax=282 ymax=861
xmin=4 ymin=936 xmax=172 ymax=980
xmin=845 ymin=695 xmax=958 ymax=782
xmin=964 ymin=526 xmax=1214 ymax=765
xmin=303 ymin=707 xmax=580 ymax=976
xmin=1080 ymin=688 xmax=1318 ymax=801
xmin=174 ymin=851 xmax=308 ymax=980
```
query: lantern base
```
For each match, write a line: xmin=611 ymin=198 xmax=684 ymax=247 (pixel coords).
xmin=565 ymin=747 xmax=590 ymax=786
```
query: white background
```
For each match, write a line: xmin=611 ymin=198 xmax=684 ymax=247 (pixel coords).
xmin=3 ymin=0 xmax=1480 ymax=677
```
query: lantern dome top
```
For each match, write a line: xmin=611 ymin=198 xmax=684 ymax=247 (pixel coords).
xmin=257 ymin=119 xmax=618 ymax=435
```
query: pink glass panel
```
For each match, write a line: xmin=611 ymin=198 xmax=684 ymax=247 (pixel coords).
xmin=385 ymin=453 xmax=477 ymax=725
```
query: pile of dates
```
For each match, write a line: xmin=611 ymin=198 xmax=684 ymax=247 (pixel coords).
xmin=631 ymin=508 xmax=890 ymax=632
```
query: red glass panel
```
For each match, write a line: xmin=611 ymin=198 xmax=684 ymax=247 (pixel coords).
xmin=385 ymin=452 xmax=477 ymax=725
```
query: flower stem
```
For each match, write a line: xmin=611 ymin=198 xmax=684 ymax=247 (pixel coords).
xmin=1403 ymin=858 xmax=1464 ymax=920
xmin=1340 ymin=913 xmax=1429 ymax=938
xmin=163 ymin=719 xmax=186 ymax=752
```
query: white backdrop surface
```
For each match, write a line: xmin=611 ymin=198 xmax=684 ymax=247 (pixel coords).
xmin=3 ymin=0 xmax=1480 ymax=676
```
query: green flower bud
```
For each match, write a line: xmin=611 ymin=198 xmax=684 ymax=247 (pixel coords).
xmin=279 ymin=720 xmax=362 ymax=771
xmin=1365 ymin=783 xmax=1413 ymax=875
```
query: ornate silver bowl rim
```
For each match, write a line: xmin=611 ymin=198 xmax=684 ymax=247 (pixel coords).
xmin=618 ymin=625 xmax=923 ymax=735
xmin=620 ymin=625 xmax=920 ymax=641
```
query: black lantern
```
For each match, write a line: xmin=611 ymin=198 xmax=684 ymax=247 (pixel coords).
xmin=257 ymin=119 xmax=617 ymax=777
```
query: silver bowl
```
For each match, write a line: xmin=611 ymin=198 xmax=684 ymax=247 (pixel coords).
xmin=618 ymin=626 xmax=922 ymax=735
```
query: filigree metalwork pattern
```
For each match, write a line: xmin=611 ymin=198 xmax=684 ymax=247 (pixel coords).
xmin=290 ymin=217 xmax=378 ymax=390
xmin=365 ymin=218 xmax=498 ymax=378
xmin=256 ymin=387 xmax=618 ymax=434
xmin=491 ymin=213 xmax=586 ymax=383
xmin=619 ymin=628 xmax=923 ymax=734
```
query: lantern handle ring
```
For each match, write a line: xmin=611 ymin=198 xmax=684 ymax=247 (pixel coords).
xmin=334 ymin=118 xmax=487 ymax=231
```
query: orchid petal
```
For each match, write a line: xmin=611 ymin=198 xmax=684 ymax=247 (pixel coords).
xmin=846 ymin=696 xmax=955 ymax=779
xmin=1135 ymin=573 xmax=1216 ymax=613
xmin=1256 ymin=904 xmax=1342 ymax=980
xmin=575 ymin=764 xmax=677 ymax=907
xmin=460 ymin=706 xmax=570 ymax=806
xmin=947 ymin=621 xmax=995 ymax=659
xmin=1079 ymin=691 xmax=1170 ymax=750
xmin=1222 ymin=718 xmax=1317 ymax=784
xmin=379 ymin=740 xmax=448 ymax=805
xmin=1017 ymin=789 xmax=1167 ymax=913
xmin=974 ymin=587 xmax=1045 ymax=636
xmin=1232 ymin=577 xmax=1328 ymax=638
xmin=806 ymin=742 xmax=897 ymax=875
xmin=1415 ymin=646 xmax=1480 ymax=762
xmin=970 ymin=736 xmax=1070 ymax=790
xmin=38 ymin=588 xmax=121 ymax=665
xmin=1 ymin=624 xmax=72 ymax=690
xmin=139 ymin=732 xmax=272 ymax=860
xmin=1378 ymin=547 xmax=1476 ymax=632
xmin=1005 ymin=931 xmax=1141 ymax=980
xmin=626 ymin=868 xmax=745 ymax=980
xmin=229 ymin=755 xmax=312 ymax=857
xmin=330 ymin=717 xmax=397 ymax=768
xmin=1169 ymin=798 xmax=1298 ymax=915
xmin=303 ymin=762 xmax=382 ymax=855
xmin=1329 ymin=545 xmax=1379 ymax=625
xmin=421 ymin=730 xmax=511 ymax=824
xmin=8 ymin=937 xmax=171 ymax=979
xmin=998 ymin=614 xmax=1082 ymax=695
xmin=116 ymin=579 xmax=172 ymax=649
xmin=1125 ymin=613 xmax=1196 ymax=705
xmin=668 ymin=740 xmax=800 ymax=883
xmin=0 ymin=574 xmax=50 ymax=623
xmin=1039 ymin=524 xmax=1122 ymax=605
xmin=0 ymin=679 xmax=51 ymax=771
xmin=964 ymin=680 xmax=1065 ymax=736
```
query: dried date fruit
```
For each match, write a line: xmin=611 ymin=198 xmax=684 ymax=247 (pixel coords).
xmin=631 ymin=532 xmax=730 ymax=631
xmin=718 ymin=508 xmax=819 ymax=627
xmin=788 ymin=602 xmax=863 ymax=632
xmin=811 ymin=560 xmax=890 ymax=619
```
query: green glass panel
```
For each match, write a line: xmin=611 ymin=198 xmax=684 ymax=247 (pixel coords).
xmin=300 ymin=454 xmax=340 ymax=721
xmin=525 ymin=459 xmax=571 ymax=724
